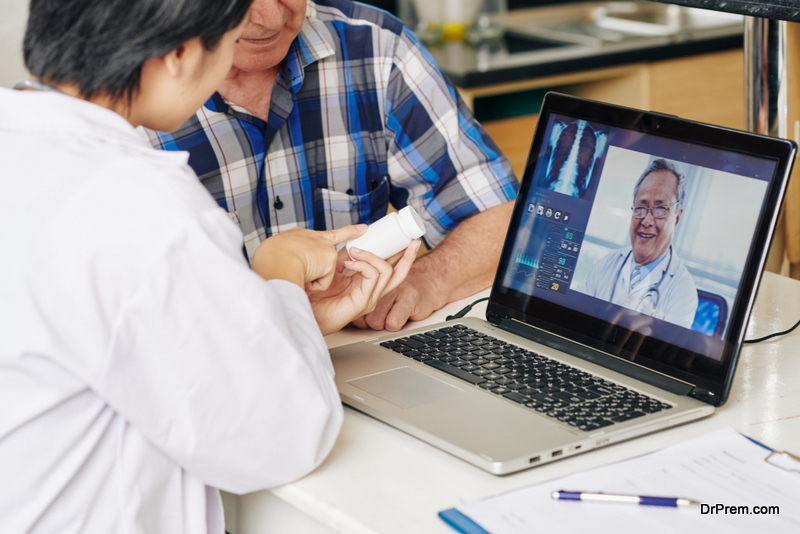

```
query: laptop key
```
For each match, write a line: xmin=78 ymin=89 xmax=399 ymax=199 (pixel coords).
xmin=397 ymin=338 xmax=426 ymax=349
xmin=587 ymin=385 xmax=615 ymax=396
xmin=611 ymin=411 xmax=647 ymax=423
xmin=531 ymin=393 xmax=559 ymax=405
xmin=503 ymin=391 xmax=530 ymax=404
xmin=552 ymin=391 xmax=583 ymax=404
xmin=424 ymin=330 xmax=448 ymax=339
xmin=424 ymin=359 xmax=486 ymax=385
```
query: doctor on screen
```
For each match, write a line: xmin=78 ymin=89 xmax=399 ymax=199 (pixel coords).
xmin=582 ymin=158 xmax=698 ymax=328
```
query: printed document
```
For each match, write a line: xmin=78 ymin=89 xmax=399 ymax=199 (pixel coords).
xmin=452 ymin=427 xmax=800 ymax=533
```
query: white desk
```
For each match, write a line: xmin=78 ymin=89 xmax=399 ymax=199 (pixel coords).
xmin=227 ymin=271 xmax=800 ymax=534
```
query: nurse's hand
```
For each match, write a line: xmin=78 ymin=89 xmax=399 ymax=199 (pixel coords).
xmin=307 ymin=241 xmax=420 ymax=336
xmin=251 ymin=225 xmax=369 ymax=291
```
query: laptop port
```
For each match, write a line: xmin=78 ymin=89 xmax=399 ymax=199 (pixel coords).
xmin=529 ymin=456 xmax=540 ymax=464
xmin=552 ymin=449 xmax=563 ymax=458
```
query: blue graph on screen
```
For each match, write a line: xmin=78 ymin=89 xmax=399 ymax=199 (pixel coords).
xmin=513 ymin=249 xmax=539 ymax=277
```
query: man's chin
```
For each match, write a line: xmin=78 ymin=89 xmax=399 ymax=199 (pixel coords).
xmin=229 ymin=57 xmax=281 ymax=74
xmin=632 ymin=248 xmax=662 ymax=266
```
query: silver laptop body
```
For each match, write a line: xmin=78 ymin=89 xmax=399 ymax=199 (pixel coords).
xmin=330 ymin=93 xmax=796 ymax=475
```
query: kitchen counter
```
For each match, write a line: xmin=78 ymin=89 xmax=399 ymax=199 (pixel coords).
xmin=653 ymin=0 xmax=800 ymax=22
xmin=428 ymin=1 xmax=744 ymax=88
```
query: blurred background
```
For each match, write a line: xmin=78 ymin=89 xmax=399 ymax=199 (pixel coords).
xmin=0 ymin=0 xmax=28 ymax=88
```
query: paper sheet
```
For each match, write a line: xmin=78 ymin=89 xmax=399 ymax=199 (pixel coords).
xmin=455 ymin=427 xmax=800 ymax=533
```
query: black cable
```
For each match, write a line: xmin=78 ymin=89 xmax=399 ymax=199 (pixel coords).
xmin=446 ymin=297 xmax=490 ymax=321
xmin=446 ymin=297 xmax=800 ymax=344
xmin=743 ymin=316 xmax=800 ymax=344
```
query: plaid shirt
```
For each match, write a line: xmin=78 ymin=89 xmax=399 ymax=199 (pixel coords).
xmin=142 ymin=0 xmax=518 ymax=261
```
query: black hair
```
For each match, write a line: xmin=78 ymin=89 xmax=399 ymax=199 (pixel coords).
xmin=23 ymin=0 xmax=253 ymax=102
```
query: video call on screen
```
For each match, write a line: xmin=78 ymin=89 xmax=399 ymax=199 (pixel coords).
xmin=501 ymin=113 xmax=777 ymax=358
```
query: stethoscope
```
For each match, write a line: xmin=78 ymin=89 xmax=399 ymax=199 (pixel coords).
xmin=609 ymin=245 xmax=673 ymax=312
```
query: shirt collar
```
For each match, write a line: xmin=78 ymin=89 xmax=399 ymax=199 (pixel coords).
xmin=204 ymin=6 xmax=336 ymax=114
xmin=629 ymin=247 xmax=671 ymax=279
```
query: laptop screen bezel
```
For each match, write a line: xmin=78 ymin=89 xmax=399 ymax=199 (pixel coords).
xmin=487 ymin=92 xmax=795 ymax=406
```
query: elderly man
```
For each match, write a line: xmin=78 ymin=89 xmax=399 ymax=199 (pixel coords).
xmin=581 ymin=158 xmax=698 ymax=328
xmin=142 ymin=0 xmax=518 ymax=331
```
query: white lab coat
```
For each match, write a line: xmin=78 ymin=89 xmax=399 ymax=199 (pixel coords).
xmin=580 ymin=246 xmax=698 ymax=329
xmin=0 ymin=89 xmax=343 ymax=534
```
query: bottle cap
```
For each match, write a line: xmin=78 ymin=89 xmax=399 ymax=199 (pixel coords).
xmin=397 ymin=206 xmax=427 ymax=239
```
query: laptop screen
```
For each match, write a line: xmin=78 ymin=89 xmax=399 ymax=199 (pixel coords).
xmin=489 ymin=93 xmax=795 ymax=401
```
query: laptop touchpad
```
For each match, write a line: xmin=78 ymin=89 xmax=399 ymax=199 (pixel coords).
xmin=348 ymin=367 xmax=465 ymax=409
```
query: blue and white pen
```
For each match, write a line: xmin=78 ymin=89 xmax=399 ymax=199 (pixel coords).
xmin=552 ymin=490 xmax=700 ymax=507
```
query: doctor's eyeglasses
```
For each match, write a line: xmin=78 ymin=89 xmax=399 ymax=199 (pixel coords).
xmin=631 ymin=203 xmax=679 ymax=219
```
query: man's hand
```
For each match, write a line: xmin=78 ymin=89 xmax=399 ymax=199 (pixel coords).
xmin=352 ymin=201 xmax=515 ymax=332
xmin=350 ymin=272 xmax=444 ymax=331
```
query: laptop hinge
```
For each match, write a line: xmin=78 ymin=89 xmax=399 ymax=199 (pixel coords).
xmin=499 ymin=318 xmax=695 ymax=397
xmin=688 ymin=387 xmax=719 ymax=404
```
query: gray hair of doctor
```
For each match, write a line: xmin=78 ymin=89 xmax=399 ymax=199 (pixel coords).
xmin=632 ymin=158 xmax=686 ymax=208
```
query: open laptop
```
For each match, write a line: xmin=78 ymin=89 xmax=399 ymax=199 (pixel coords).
xmin=329 ymin=92 xmax=796 ymax=475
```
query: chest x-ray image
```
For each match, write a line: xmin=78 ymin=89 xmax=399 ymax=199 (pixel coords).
xmin=543 ymin=120 xmax=608 ymax=199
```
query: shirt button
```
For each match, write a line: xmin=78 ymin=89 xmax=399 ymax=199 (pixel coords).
xmin=273 ymin=197 xmax=284 ymax=210
xmin=346 ymin=188 xmax=354 ymax=195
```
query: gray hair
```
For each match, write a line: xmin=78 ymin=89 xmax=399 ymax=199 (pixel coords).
xmin=632 ymin=158 xmax=686 ymax=207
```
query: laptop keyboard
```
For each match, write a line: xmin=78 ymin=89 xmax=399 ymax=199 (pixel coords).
xmin=380 ymin=324 xmax=672 ymax=432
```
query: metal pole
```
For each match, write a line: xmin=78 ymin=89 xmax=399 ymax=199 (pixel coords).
xmin=745 ymin=17 xmax=788 ymax=138
xmin=745 ymin=17 xmax=790 ymax=273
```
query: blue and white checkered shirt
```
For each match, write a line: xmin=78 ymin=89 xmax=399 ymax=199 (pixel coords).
xmin=142 ymin=0 xmax=518 ymax=261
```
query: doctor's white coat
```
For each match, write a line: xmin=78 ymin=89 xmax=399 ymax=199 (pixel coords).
xmin=580 ymin=246 xmax=698 ymax=329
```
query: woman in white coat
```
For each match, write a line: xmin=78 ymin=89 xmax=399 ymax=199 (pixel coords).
xmin=0 ymin=1 xmax=418 ymax=532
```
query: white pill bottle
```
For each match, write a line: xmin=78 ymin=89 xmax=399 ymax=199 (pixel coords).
xmin=346 ymin=205 xmax=427 ymax=260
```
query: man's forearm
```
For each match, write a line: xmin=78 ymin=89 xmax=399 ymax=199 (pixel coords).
xmin=409 ymin=201 xmax=516 ymax=308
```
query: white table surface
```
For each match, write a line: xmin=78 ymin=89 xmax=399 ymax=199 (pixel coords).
xmin=228 ymin=271 xmax=800 ymax=534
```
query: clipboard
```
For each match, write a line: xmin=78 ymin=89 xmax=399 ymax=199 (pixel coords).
xmin=746 ymin=435 xmax=800 ymax=474
xmin=439 ymin=427 xmax=800 ymax=534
